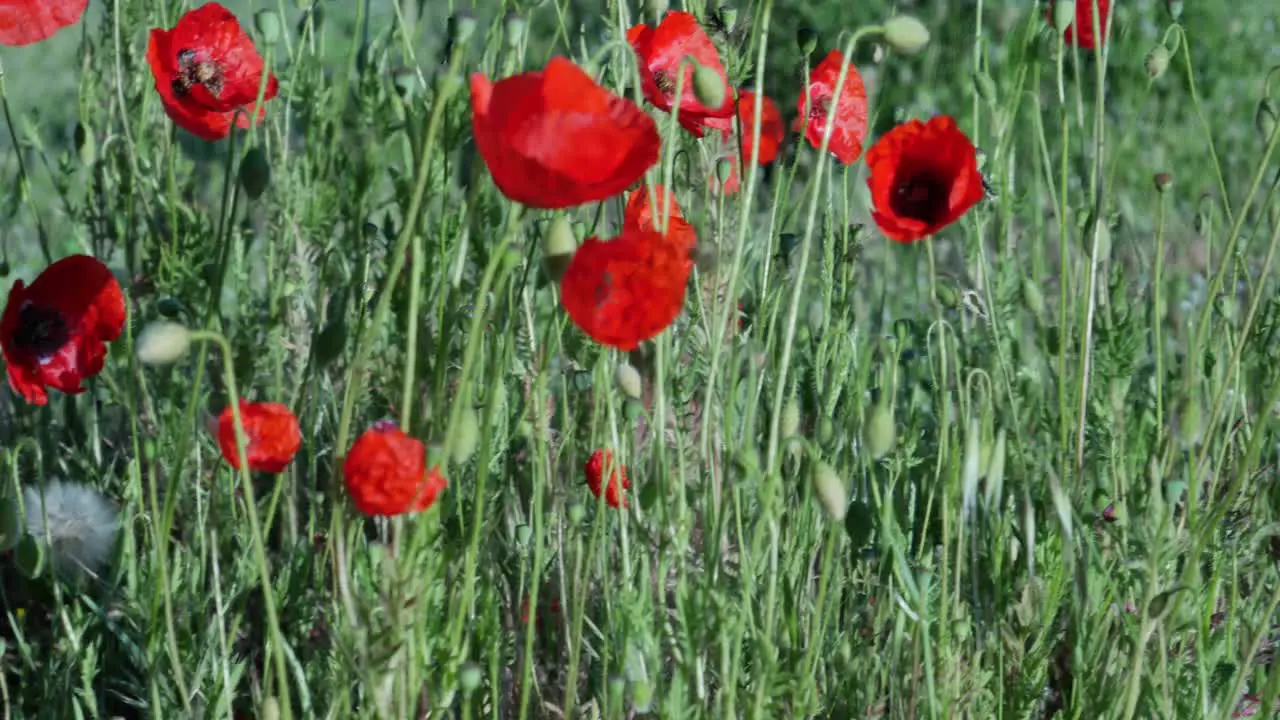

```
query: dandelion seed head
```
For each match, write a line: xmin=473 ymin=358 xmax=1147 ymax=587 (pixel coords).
xmin=22 ymin=480 xmax=120 ymax=583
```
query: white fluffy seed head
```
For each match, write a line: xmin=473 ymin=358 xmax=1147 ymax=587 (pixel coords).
xmin=22 ymin=480 xmax=120 ymax=584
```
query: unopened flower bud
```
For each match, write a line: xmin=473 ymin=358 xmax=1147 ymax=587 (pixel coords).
xmin=719 ymin=6 xmax=738 ymax=32
xmin=1165 ymin=0 xmax=1183 ymax=20
xmin=259 ymin=697 xmax=281 ymax=720
xmin=451 ymin=407 xmax=480 ymax=464
xmin=1021 ymin=277 xmax=1046 ymax=318
xmin=255 ymin=10 xmax=281 ymax=44
xmin=1154 ymin=172 xmax=1173 ymax=192
xmin=972 ymin=71 xmax=997 ymax=105
xmin=1178 ymin=397 xmax=1203 ymax=448
xmin=459 ymin=662 xmax=484 ymax=693
xmin=1052 ymin=0 xmax=1077 ymax=34
xmin=797 ymin=25 xmax=817 ymax=55
xmin=503 ymin=13 xmax=526 ymax=48
xmin=806 ymin=299 xmax=825 ymax=336
xmin=543 ymin=215 xmax=577 ymax=282
xmin=615 ymin=363 xmax=643 ymax=399
xmin=781 ymin=397 xmax=801 ymax=439
xmin=811 ymin=462 xmax=848 ymax=521
xmin=645 ymin=0 xmax=669 ymax=22
xmin=935 ymin=281 xmax=960 ymax=309
xmin=448 ymin=11 xmax=477 ymax=47
xmin=1145 ymin=45 xmax=1170 ymax=80
xmin=692 ymin=59 xmax=726 ymax=110
xmin=74 ymin=122 xmax=95 ymax=165
xmin=238 ymin=146 xmax=271 ymax=201
xmin=882 ymin=15 xmax=930 ymax=55
xmin=716 ymin=157 xmax=735 ymax=184
xmin=136 ymin=321 xmax=192 ymax=366
xmin=865 ymin=403 xmax=895 ymax=459
xmin=1257 ymin=100 xmax=1278 ymax=142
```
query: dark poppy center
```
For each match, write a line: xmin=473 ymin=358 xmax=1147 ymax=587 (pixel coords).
xmin=172 ymin=48 xmax=226 ymax=100
xmin=890 ymin=172 xmax=949 ymax=226
xmin=653 ymin=70 xmax=676 ymax=99
xmin=13 ymin=303 xmax=69 ymax=359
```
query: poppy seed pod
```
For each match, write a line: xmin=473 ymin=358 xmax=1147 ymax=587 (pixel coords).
xmin=136 ymin=321 xmax=192 ymax=366
xmin=882 ymin=16 xmax=930 ymax=55
xmin=1052 ymin=0 xmax=1077 ymax=33
xmin=719 ymin=6 xmax=738 ymax=31
xmin=239 ymin=147 xmax=271 ymax=201
xmin=254 ymin=9 xmax=281 ymax=44
xmin=692 ymin=59 xmax=727 ymax=111
xmin=811 ymin=462 xmax=848 ymax=521
xmin=542 ymin=215 xmax=578 ymax=282
xmin=615 ymin=363 xmax=643 ymax=399
xmin=864 ymin=403 xmax=895 ymax=459
xmin=1144 ymin=45 xmax=1170 ymax=80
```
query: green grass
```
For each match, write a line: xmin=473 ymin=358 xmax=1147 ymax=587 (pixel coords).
xmin=1 ymin=0 xmax=1279 ymax=718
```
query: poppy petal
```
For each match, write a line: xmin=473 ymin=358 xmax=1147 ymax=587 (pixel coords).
xmin=0 ymin=0 xmax=88 ymax=46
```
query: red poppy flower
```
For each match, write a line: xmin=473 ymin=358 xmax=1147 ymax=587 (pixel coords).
xmin=560 ymin=228 xmax=693 ymax=351
xmin=146 ymin=3 xmax=280 ymax=141
xmin=470 ymin=57 xmax=661 ymax=209
xmin=0 ymin=0 xmax=88 ymax=46
xmin=216 ymin=400 xmax=302 ymax=473
xmin=343 ymin=421 xmax=448 ymax=517
xmin=796 ymin=50 xmax=868 ymax=165
xmin=628 ymin=11 xmax=734 ymax=137
xmin=0 ymin=255 xmax=125 ymax=406
xmin=865 ymin=116 xmax=985 ymax=243
xmin=711 ymin=91 xmax=785 ymax=194
xmin=584 ymin=449 xmax=630 ymax=508
xmin=1047 ymin=0 xmax=1111 ymax=50
xmin=622 ymin=184 xmax=697 ymax=252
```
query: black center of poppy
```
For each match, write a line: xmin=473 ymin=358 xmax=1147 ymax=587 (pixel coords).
xmin=653 ymin=70 xmax=676 ymax=98
xmin=890 ymin=172 xmax=949 ymax=225
xmin=12 ymin=303 xmax=69 ymax=359
xmin=172 ymin=48 xmax=225 ymax=99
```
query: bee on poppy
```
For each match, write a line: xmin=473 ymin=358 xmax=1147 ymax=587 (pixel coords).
xmin=172 ymin=48 xmax=225 ymax=99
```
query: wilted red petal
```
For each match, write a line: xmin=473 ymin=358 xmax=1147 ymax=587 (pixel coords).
xmin=796 ymin=50 xmax=868 ymax=165
xmin=865 ymin=115 xmax=984 ymax=243
xmin=471 ymin=57 xmax=661 ymax=209
xmin=0 ymin=255 xmax=125 ymax=405
xmin=0 ymin=0 xmax=88 ymax=46
xmin=343 ymin=423 xmax=448 ymax=517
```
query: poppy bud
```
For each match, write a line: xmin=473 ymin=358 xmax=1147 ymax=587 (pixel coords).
xmin=864 ymin=403 xmax=895 ymax=459
xmin=806 ymin=299 xmax=825 ymax=336
xmin=451 ymin=407 xmax=480 ymax=464
xmin=781 ymin=397 xmax=801 ymax=438
xmin=136 ymin=321 xmax=193 ymax=366
xmin=935 ymin=281 xmax=959 ymax=309
xmin=972 ymin=71 xmax=997 ymax=105
xmin=259 ymin=697 xmax=281 ymax=720
xmin=882 ymin=15 xmax=930 ymax=55
xmin=568 ymin=503 xmax=586 ymax=525
xmin=796 ymin=25 xmax=817 ymax=55
xmin=1165 ymin=0 xmax=1183 ymax=20
xmin=459 ymin=662 xmax=483 ymax=693
xmin=1020 ymin=277 xmax=1046 ymax=318
xmin=716 ymin=157 xmax=734 ymax=184
xmin=515 ymin=524 xmax=532 ymax=547
xmin=157 ymin=296 xmax=185 ymax=318
xmin=1257 ymin=100 xmax=1278 ymax=142
xmin=503 ymin=12 xmax=526 ymax=48
xmin=74 ymin=122 xmax=95 ymax=166
xmin=1177 ymin=397 xmax=1203 ymax=448
xmin=692 ymin=59 xmax=726 ymax=110
xmin=632 ymin=678 xmax=656 ymax=713
xmin=1144 ymin=46 xmax=1170 ymax=80
xmin=238 ymin=147 xmax=271 ymax=201
xmin=1052 ymin=0 xmax=1076 ymax=33
xmin=644 ymin=0 xmax=669 ymax=21
xmin=615 ymin=363 xmax=643 ymax=399
xmin=719 ymin=6 xmax=739 ymax=32
xmin=255 ymin=9 xmax=281 ymax=45
xmin=543 ymin=215 xmax=577 ymax=282
xmin=811 ymin=462 xmax=848 ymax=521
xmin=15 ymin=535 xmax=43 ymax=579
xmin=448 ymin=11 xmax=477 ymax=47
xmin=434 ymin=70 xmax=464 ymax=100
xmin=1153 ymin=172 xmax=1172 ymax=193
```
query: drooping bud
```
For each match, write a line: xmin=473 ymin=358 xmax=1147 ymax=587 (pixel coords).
xmin=1257 ymin=100 xmax=1278 ymax=142
xmin=781 ymin=397 xmax=801 ymax=439
xmin=74 ymin=122 xmax=95 ymax=165
xmin=503 ymin=12 xmax=527 ymax=48
xmin=864 ymin=402 xmax=896 ymax=459
xmin=882 ymin=16 xmax=931 ymax=55
xmin=451 ymin=407 xmax=480 ymax=464
xmin=1145 ymin=46 xmax=1170 ymax=80
xmin=972 ymin=71 xmax=997 ymax=105
xmin=615 ymin=363 xmax=643 ymax=400
xmin=239 ymin=146 xmax=271 ymax=201
xmin=806 ymin=299 xmax=825 ymax=336
xmin=136 ymin=321 xmax=193 ymax=366
xmin=543 ymin=215 xmax=578 ymax=282
xmin=811 ymin=462 xmax=848 ymax=521
xmin=796 ymin=25 xmax=817 ymax=55
xmin=716 ymin=157 xmax=735 ymax=184
xmin=1165 ymin=0 xmax=1183 ymax=20
xmin=448 ymin=11 xmax=477 ymax=48
xmin=1154 ymin=172 xmax=1173 ymax=193
xmin=692 ymin=59 xmax=727 ymax=110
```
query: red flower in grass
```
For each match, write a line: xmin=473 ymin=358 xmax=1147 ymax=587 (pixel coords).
xmin=711 ymin=90 xmax=785 ymax=194
xmin=628 ymin=11 xmax=734 ymax=137
xmin=343 ymin=421 xmax=448 ymax=517
xmin=0 ymin=255 xmax=125 ymax=405
xmin=470 ymin=57 xmax=660 ymax=209
xmin=865 ymin=116 xmax=985 ymax=243
xmin=795 ymin=50 xmax=868 ymax=165
xmin=560 ymin=228 xmax=693 ymax=351
xmin=1047 ymin=0 xmax=1111 ymax=50
xmin=584 ymin=450 xmax=630 ymax=508
xmin=216 ymin=400 xmax=302 ymax=473
xmin=146 ymin=3 xmax=279 ymax=141
xmin=622 ymin=185 xmax=697 ymax=251
xmin=0 ymin=0 xmax=88 ymax=46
